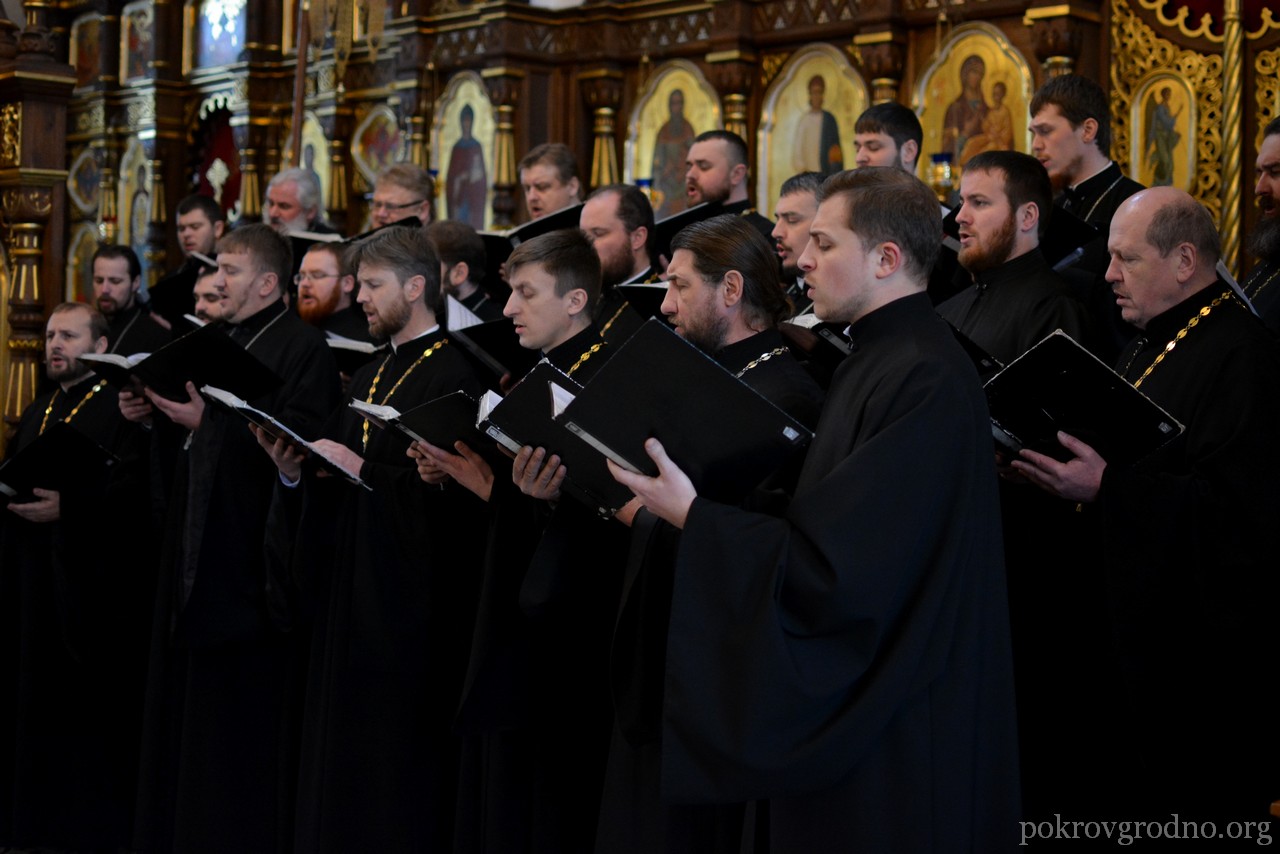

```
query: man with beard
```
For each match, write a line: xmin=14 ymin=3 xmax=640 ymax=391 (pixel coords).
xmin=852 ymin=102 xmax=922 ymax=174
xmin=1013 ymin=188 xmax=1280 ymax=822
xmin=1245 ymin=116 xmax=1280 ymax=334
xmin=684 ymin=130 xmax=774 ymax=244
xmin=255 ymin=225 xmax=484 ymax=852
xmin=519 ymin=143 xmax=582 ymax=220
xmin=264 ymin=167 xmax=331 ymax=235
xmin=0 ymin=303 xmax=153 ymax=853
xmin=191 ymin=265 xmax=225 ymax=324
xmin=937 ymin=150 xmax=1089 ymax=365
xmin=124 ymin=223 xmax=339 ymax=854
xmin=149 ymin=195 xmax=226 ymax=329
xmin=1030 ymin=74 xmax=1143 ymax=361
xmin=369 ymin=162 xmax=433 ymax=228
xmin=595 ymin=215 xmax=824 ymax=854
xmin=91 ymin=245 xmax=170 ymax=355
xmin=772 ymin=172 xmax=822 ymax=309
xmin=425 ymin=219 xmax=503 ymax=321
xmin=295 ymin=242 xmax=371 ymax=340
xmin=581 ymin=183 xmax=655 ymax=345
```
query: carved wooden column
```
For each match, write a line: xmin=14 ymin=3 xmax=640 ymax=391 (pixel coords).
xmin=0 ymin=2 xmax=75 ymax=439
xmin=706 ymin=53 xmax=754 ymax=140
xmin=580 ymin=68 xmax=623 ymax=191
xmin=483 ymin=68 xmax=524 ymax=228
xmin=854 ymin=31 xmax=906 ymax=104
xmin=325 ymin=95 xmax=353 ymax=233
xmin=1220 ymin=0 xmax=1243 ymax=276
xmin=1026 ymin=6 xmax=1089 ymax=78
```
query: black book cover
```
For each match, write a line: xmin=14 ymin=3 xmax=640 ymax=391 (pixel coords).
xmin=559 ymin=319 xmax=814 ymax=505
xmin=479 ymin=204 xmax=585 ymax=300
xmin=615 ymin=281 xmax=669 ymax=322
xmin=448 ymin=318 xmax=541 ymax=390
xmin=0 ymin=422 xmax=117 ymax=504
xmin=983 ymin=329 xmax=1183 ymax=464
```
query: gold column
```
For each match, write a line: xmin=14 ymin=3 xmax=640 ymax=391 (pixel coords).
xmin=147 ymin=157 xmax=167 ymax=287
xmin=707 ymin=52 xmax=755 ymax=141
xmin=580 ymin=68 xmax=623 ymax=191
xmin=853 ymin=32 xmax=906 ymax=105
xmin=239 ymin=147 xmax=262 ymax=220
xmin=1221 ymin=0 xmax=1243 ymax=277
xmin=483 ymin=68 xmax=524 ymax=228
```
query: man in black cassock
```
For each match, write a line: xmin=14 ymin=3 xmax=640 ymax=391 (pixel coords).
xmin=596 ymin=214 xmax=824 ymax=854
xmin=612 ymin=168 xmax=1021 ymax=853
xmin=581 ymin=183 xmax=656 ymax=346
xmin=149 ymin=194 xmax=226 ymax=329
xmin=255 ymin=225 xmax=486 ymax=852
xmin=426 ymin=219 xmax=505 ymax=321
xmin=413 ymin=229 xmax=619 ymax=853
xmin=938 ymin=150 xmax=1090 ymax=366
xmin=123 ymin=223 xmax=339 ymax=853
xmin=1014 ymin=187 xmax=1280 ymax=821
xmin=1245 ymin=116 xmax=1280 ymax=334
xmin=0 ymin=304 xmax=153 ymax=851
xmin=93 ymin=244 xmax=171 ymax=353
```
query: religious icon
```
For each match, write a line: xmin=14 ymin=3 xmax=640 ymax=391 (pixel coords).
xmin=196 ymin=0 xmax=247 ymax=68
xmin=65 ymin=223 xmax=100 ymax=303
xmin=120 ymin=1 xmax=155 ymax=82
xmin=432 ymin=71 xmax=496 ymax=231
xmin=757 ymin=44 xmax=867 ymax=218
xmin=1131 ymin=74 xmax=1195 ymax=191
xmin=626 ymin=60 xmax=720 ymax=219
xmin=916 ymin=23 xmax=1033 ymax=182
xmin=70 ymin=14 xmax=103 ymax=90
xmin=281 ymin=112 xmax=332 ymax=213
xmin=445 ymin=104 xmax=488 ymax=230
xmin=67 ymin=147 xmax=102 ymax=216
xmin=351 ymin=105 xmax=405 ymax=184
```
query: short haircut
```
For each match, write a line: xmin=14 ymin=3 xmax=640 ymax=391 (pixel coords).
xmin=348 ymin=225 xmax=444 ymax=316
xmin=195 ymin=264 xmax=220 ymax=282
xmin=376 ymin=162 xmax=434 ymax=202
xmin=1145 ymin=196 xmax=1221 ymax=267
xmin=587 ymin=184 xmax=655 ymax=254
xmin=506 ymin=228 xmax=602 ymax=316
xmin=426 ymin=220 xmax=486 ymax=284
xmin=779 ymin=171 xmax=824 ymax=199
xmin=1030 ymin=75 xmax=1112 ymax=155
xmin=176 ymin=194 xmax=225 ymax=224
xmin=1264 ymin=116 xmax=1280 ymax=138
xmin=818 ymin=168 xmax=941 ymax=281
xmin=519 ymin=143 xmax=579 ymax=185
xmin=693 ymin=130 xmax=749 ymax=169
xmin=963 ymin=150 xmax=1054 ymax=237
xmin=670 ymin=214 xmax=791 ymax=328
xmin=268 ymin=167 xmax=322 ymax=215
xmin=51 ymin=301 xmax=109 ymax=343
xmin=303 ymin=242 xmax=354 ymax=278
xmin=92 ymin=244 xmax=142 ymax=281
xmin=219 ymin=223 xmax=293 ymax=285
xmin=854 ymin=103 xmax=924 ymax=154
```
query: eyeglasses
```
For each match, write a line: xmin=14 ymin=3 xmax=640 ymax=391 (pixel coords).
xmin=369 ymin=198 xmax=427 ymax=213
xmin=294 ymin=272 xmax=339 ymax=285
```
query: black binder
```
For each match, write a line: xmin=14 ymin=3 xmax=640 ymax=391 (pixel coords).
xmin=0 ymin=422 xmax=117 ymax=504
xmin=448 ymin=318 xmax=542 ymax=390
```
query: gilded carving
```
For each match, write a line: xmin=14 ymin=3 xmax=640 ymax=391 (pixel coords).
xmin=75 ymin=103 xmax=106 ymax=135
xmin=761 ymin=53 xmax=790 ymax=90
xmin=1255 ymin=48 xmax=1280 ymax=147
xmin=127 ymin=98 xmax=156 ymax=127
xmin=1112 ymin=0 xmax=1222 ymax=224
xmin=753 ymin=0 xmax=858 ymax=32
xmin=0 ymin=104 xmax=20 ymax=167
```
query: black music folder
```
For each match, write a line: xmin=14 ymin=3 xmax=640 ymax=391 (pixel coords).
xmin=80 ymin=322 xmax=282 ymax=402
xmin=349 ymin=391 xmax=494 ymax=461
xmin=479 ymin=204 xmax=586 ymax=299
xmin=477 ymin=361 xmax=634 ymax=515
xmin=615 ymin=281 xmax=669 ymax=323
xmin=0 ymin=422 xmax=117 ymax=503
xmin=448 ymin=318 xmax=541 ymax=390
xmin=983 ymin=329 xmax=1183 ymax=464
xmin=558 ymin=319 xmax=814 ymax=505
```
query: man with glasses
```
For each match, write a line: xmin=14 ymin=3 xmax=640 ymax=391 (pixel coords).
xmin=295 ymin=243 xmax=370 ymax=341
xmin=370 ymin=163 xmax=434 ymax=228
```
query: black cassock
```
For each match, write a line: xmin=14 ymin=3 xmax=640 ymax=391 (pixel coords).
xmin=288 ymin=329 xmax=488 ymax=852
xmin=107 ymin=304 xmax=173 ymax=356
xmin=0 ymin=377 xmax=153 ymax=850
xmin=134 ymin=302 xmax=339 ymax=854
xmin=661 ymin=294 xmax=1021 ymax=852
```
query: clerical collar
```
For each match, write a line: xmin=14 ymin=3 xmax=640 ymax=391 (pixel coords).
xmin=714 ymin=327 xmax=786 ymax=375
xmin=544 ymin=324 xmax=604 ymax=374
xmin=390 ymin=324 xmax=439 ymax=355
xmin=1063 ymin=162 xmax=1126 ymax=221
xmin=846 ymin=292 xmax=934 ymax=351
xmin=971 ymin=248 xmax=1050 ymax=292
xmin=229 ymin=300 xmax=289 ymax=351
xmin=620 ymin=266 xmax=654 ymax=286
xmin=1068 ymin=161 xmax=1117 ymax=194
xmin=1136 ymin=281 xmax=1234 ymax=344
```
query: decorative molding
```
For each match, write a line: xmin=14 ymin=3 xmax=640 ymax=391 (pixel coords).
xmin=0 ymin=104 xmax=20 ymax=167
xmin=753 ymin=0 xmax=859 ymax=32
xmin=1255 ymin=47 xmax=1280 ymax=147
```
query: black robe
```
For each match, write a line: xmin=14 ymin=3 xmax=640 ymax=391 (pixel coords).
xmin=149 ymin=257 xmax=202 ymax=330
xmin=0 ymin=376 xmax=154 ymax=850
xmin=596 ymin=328 xmax=825 ymax=854
xmin=286 ymin=329 xmax=487 ymax=852
xmin=936 ymin=247 xmax=1092 ymax=364
xmin=459 ymin=287 xmax=505 ymax=322
xmin=1242 ymin=255 xmax=1280 ymax=337
xmin=1087 ymin=284 xmax=1280 ymax=817
xmin=107 ymin=304 xmax=172 ymax=356
xmin=661 ymin=294 xmax=1021 ymax=852
xmin=134 ymin=301 xmax=340 ymax=854
xmin=454 ymin=324 xmax=621 ymax=854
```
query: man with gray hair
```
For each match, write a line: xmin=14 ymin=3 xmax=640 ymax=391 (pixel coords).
xmin=265 ymin=166 xmax=332 ymax=235
xmin=370 ymin=162 xmax=433 ymax=227
xmin=1014 ymin=186 xmax=1280 ymax=820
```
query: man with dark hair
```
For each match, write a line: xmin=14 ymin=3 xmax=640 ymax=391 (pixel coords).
xmin=772 ymin=171 xmax=823 ymax=307
xmin=1014 ymin=187 xmax=1280 ymax=822
xmin=426 ymin=219 xmax=502 ymax=320
xmin=853 ymin=102 xmax=923 ymax=174
xmin=519 ymin=142 xmax=582 ymax=220
xmin=370 ymin=162 xmax=433 ymax=227
xmin=684 ymin=130 xmax=774 ymax=243
xmin=610 ymin=167 xmax=1020 ymax=851
xmin=1245 ymin=116 xmax=1280 ymax=334
xmin=0 ymin=303 xmax=153 ymax=853
xmin=191 ymin=265 xmax=224 ymax=324
xmin=581 ymin=184 xmax=655 ymax=345
xmin=91 ymin=244 xmax=170 ymax=354
xmin=938 ymin=150 xmax=1089 ymax=364
xmin=294 ymin=242 xmax=370 ymax=339
xmin=255 ymin=224 xmax=484 ymax=852
xmin=150 ymin=194 xmax=226 ymax=328
xmin=125 ymin=222 xmax=340 ymax=854
xmin=1030 ymin=74 xmax=1144 ymax=360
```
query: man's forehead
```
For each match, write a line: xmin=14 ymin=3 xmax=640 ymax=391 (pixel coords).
xmin=270 ymin=182 xmax=300 ymax=201
xmin=1031 ymin=104 xmax=1068 ymax=126
xmin=47 ymin=310 xmax=90 ymax=334
xmin=855 ymin=131 xmax=895 ymax=146
xmin=303 ymin=248 xmax=339 ymax=269
xmin=1257 ymin=135 xmax=1280 ymax=167
xmin=688 ymin=140 xmax=727 ymax=162
xmin=521 ymin=163 xmax=562 ymax=185
xmin=776 ymin=191 xmax=817 ymax=215
xmin=374 ymin=181 xmax=415 ymax=198
xmin=581 ymin=194 xmax=620 ymax=226
xmin=178 ymin=209 xmax=211 ymax=225
xmin=93 ymin=256 xmax=131 ymax=277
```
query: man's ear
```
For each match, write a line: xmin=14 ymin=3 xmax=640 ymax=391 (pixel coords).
xmin=93 ymin=335 xmax=109 ymax=354
xmin=404 ymin=274 xmax=426 ymax=302
xmin=565 ymin=287 xmax=589 ymax=317
xmin=340 ymin=274 xmax=356 ymax=296
xmin=874 ymin=241 xmax=905 ymax=279
xmin=721 ymin=270 xmax=744 ymax=307
xmin=1018 ymin=201 xmax=1039 ymax=236
xmin=130 ymin=276 xmax=142 ymax=296
xmin=258 ymin=271 xmax=280 ymax=298
xmin=900 ymin=139 xmax=919 ymax=171
xmin=568 ymin=177 xmax=582 ymax=202
xmin=630 ymin=226 xmax=649 ymax=255
xmin=450 ymin=262 xmax=470 ymax=287
xmin=213 ymin=221 xmax=226 ymax=240
xmin=1079 ymin=117 xmax=1099 ymax=146
xmin=730 ymin=162 xmax=748 ymax=187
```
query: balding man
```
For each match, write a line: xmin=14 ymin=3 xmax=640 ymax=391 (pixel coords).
xmin=1014 ymin=187 xmax=1280 ymax=821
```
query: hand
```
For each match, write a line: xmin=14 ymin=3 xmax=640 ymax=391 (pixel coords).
xmin=407 ymin=441 xmax=450 ymax=486
xmin=250 ymin=424 xmax=308 ymax=482
xmin=411 ymin=440 xmax=496 ymax=500
xmin=8 ymin=488 xmax=60 ymax=523
xmin=1011 ymin=431 xmax=1107 ymax=503
xmin=512 ymin=446 xmax=565 ymax=502
xmin=118 ymin=387 xmax=154 ymax=425
xmin=310 ymin=438 xmax=365 ymax=481
xmin=146 ymin=382 xmax=205 ymax=431
xmin=607 ymin=438 xmax=693 ymax=529
xmin=613 ymin=497 xmax=643 ymax=527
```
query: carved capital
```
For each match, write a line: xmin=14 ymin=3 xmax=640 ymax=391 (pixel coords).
xmin=580 ymin=70 xmax=623 ymax=113
xmin=17 ymin=26 xmax=59 ymax=60
xmin=707 ymin=59 xmax=755 ymax=101
xmin=1030 ymin=16 xmax=1083 ymax=70
xmin=856 ymin=41 xmax=905 ymax=83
